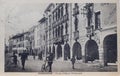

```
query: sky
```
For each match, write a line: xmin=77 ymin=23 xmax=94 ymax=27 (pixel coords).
xmin=0 ymin=0 xmax=49 ymax=42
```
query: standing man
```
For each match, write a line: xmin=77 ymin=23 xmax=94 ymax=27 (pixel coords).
xmin=48 ymin=53 xmax=54 ymax=72
xmin=20 ymin=50 xmax=27 ymax=70
xmin=71 ymin=57 xmax=76 ymax=69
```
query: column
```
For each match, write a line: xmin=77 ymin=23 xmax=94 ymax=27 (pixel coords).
xmin=61 ymin=45 xmax=64 ymax=61
xmin=99 ymin=46 xmax=104 ymax=67
xmin=70 ymin=41 xmax=73 ymax=59
xmin=81 ymin=42 xmax=85 ymax=62
xmin=55 ymin=45 xmax=57 ymax=60
xmin=99 ymin=32 xmax=104 ymax=67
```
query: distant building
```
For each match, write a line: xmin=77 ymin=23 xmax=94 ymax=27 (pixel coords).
xmin=28 ymin=26 xmax=35 ymax=55
xmin=38 ymin=17 xmax=46 ymax=58
xmin=34 ymin=17 xmax=46 ymax=57
xmin=8 ymin=32 xmax=30 ymax=54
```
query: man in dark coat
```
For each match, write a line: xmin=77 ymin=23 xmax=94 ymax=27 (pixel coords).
xmin=47 ymin=53 xmax=54 ymax=72
xmin=20 ymin=50 xmax=27 ymax=70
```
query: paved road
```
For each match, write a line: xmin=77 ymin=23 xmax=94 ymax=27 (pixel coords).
xmin=5 ymin=55 xmax=117 ymax=72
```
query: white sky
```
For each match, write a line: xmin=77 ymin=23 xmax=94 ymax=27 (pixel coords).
xmin=0 ymin=0 xmax=49 ymax=42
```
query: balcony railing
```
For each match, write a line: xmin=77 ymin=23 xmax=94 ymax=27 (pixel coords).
xmin=63 ymin=34 xmax=69 ymax=42
xmin=86 ymin=25 xmax=94 ymax=37
xmin=74 ymin=30 xmax=79 ymax=40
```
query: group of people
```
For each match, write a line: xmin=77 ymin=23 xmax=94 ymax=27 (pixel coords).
xmin=11 ymin=50 xmax=76 ymax=72
xmin=11 ymin=50 xmax=28 ymax=70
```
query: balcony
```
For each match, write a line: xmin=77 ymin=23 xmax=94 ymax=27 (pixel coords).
xmin=52 ymin=14 xmax=69 ymax=27
xmin=63 ymin=34 xmax=69 ymax=42
xmin=53 ymin=36 xmax=63 ymax=44
xmin=74 ymin=30 xmax=79 ymax=40
xmin=86 ymin=25 xmax=94 ymax=37
xmin=73 ymin=5 xmax=79 ymax=16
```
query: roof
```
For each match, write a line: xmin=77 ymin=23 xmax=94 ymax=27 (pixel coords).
xmin=38 ymin=17 xmax=46 ymax=23
xmin=44 ymin=3 xmax=54 ymax=13
xmin=11 ymin=31 xmax=29 ymax=39
xmin=11 ymin=33 xmax=24 ymax=39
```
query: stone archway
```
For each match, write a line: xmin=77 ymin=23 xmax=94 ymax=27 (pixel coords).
xmin=64 ymin=43 xmax=70 ymax=60
xmin=57 ymin=44 xmax=62 ymax=59
xmin=103 ymin=34 xmax=117 ymax=66
xmin=72 ymin=41 xmax=82 ymax=60
xmin=85 ymin=39 xmax=99 ymax=63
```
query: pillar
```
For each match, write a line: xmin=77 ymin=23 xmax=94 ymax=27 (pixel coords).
xmin=99 ymin=32 xmax=104 ymax=67
xmin=55 ymin=45 xmax=57 ymax=60
xmin=61 ymin=45 xmax=64 ymax=61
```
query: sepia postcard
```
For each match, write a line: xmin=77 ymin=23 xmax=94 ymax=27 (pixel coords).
xmin=0 ymin=0 xmax=119 ymax=76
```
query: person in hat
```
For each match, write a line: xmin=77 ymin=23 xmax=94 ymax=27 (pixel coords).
xmin=20 ymin=50 xmax=27 ymax=70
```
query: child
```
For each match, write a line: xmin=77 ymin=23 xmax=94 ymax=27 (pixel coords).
xmin=71 ymin=57 xmax=76 ymax=69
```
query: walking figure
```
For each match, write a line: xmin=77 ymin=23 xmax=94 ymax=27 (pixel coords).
xmin=71 ymin=57 xmax=76 ymax=69
xmin=11 ymin=52 xmax=17 ymax=67
xmin=47 ymin=53 xmax=54 ymax=72
xmin=41 ymin=53 xmax=54 ymax=72
xmin=41 ymin=60 xmax=49 ymax=72
xmin=20 ymin=50 xmax=27 ymax=70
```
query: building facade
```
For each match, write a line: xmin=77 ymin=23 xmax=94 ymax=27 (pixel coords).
xmin=8 ymin=32 xmax=30 ymax=54
xmin=43 ymin=3 xmax=117 ymax=66
xmin=44 ymin=3 xmax=73 ymax=60
xmin=8 ymin=3 xmax=117 ymax=66
xmin=34 ymin=17 xmax=46 ymax=58
xmin=28 ymin=26 xmax=36 ymax=55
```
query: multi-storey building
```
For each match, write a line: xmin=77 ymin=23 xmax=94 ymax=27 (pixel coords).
xmin=44 ymin=3 xmax=117 ymax=66
xmin=8 ymin=3 xmax=117 ymax=66
xmin=29 ymin=26 xmax=36 ymax=55
xmin=34 ymin=17 xmax=46 ymax=57
xmin=44 ymin=3 xmax=73 ymax=60
xmin=8 ymin=32 xmax=30 ymax=54
xmin=72 ymin=3 xmax=117 ymax=66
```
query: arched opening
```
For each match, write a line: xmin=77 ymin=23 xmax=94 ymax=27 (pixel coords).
xmin=49 ymin=46 xmax=51 ymax=53
xmin=52 ymin=45 xmax=55 ymax=59
xmin=72 ymin=41 xmax=82 ymax=60
xmin=64 ymin=43 xmax=70 ymax=60
xmin=57 ymin=44 xmax=62 ymax=59
xmin=85 ymin=39 xmax=99 ymax=63
xmin=103 ymin=34 xmax=117 ymax=66
xmin=46 ymin=47 xmax=48 ymax=55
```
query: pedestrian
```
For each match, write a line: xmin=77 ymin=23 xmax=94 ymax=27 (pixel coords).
xmin=11 ymin=52 xmax=17 ymax=67
xmin=33 ymin=52 xmax=35 ymax=60
xmin=20 ymin=50 xmax=27 ymax=70
xmin=71 ymin=57 xmax=76 ymax=69
xmin=47 ymin=53 xmax=54 ymax=72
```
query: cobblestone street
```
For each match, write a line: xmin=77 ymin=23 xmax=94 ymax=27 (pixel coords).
xmin=5 ymin=55 xmax=117 ymax=72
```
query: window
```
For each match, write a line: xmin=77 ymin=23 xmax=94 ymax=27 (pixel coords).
xmin=49 ymin=15 xmax=51 ymax=26
xmin=53 ymin=12 xmax=54 ymax=22
xmin=61 ymin=6 xmax=63 ymax=17
xmin=95 ymin=11 xmax=101 ymax=30
xmin=58 ymin=8 xmax=60 ymax=19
